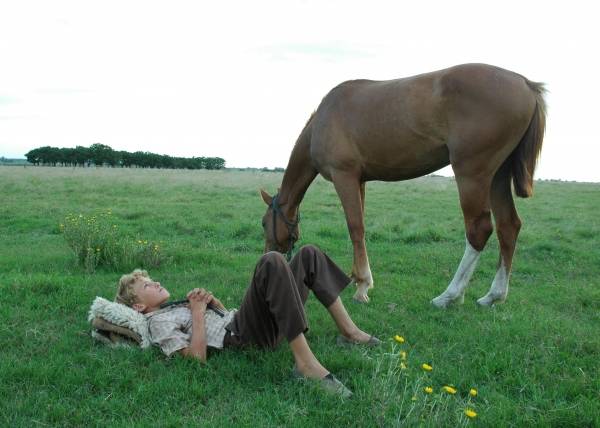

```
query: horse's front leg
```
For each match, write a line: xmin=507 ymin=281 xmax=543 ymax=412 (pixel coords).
xmin=333 ymin=173 xmax=373 ymax=303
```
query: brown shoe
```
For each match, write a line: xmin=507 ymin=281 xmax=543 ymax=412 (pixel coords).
xmin=320 ymin=373 xmax=353 ymax=399
xmin=292 ymin=367 xmax=353 ymax=399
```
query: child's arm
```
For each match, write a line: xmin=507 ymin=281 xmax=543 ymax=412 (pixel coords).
xmin=179 ymin=288 xmax=212 ymax=363
xmin=210 ymin=296 xmax=226 ymax=311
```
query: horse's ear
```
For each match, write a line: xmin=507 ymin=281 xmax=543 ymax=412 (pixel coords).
xmin=260 ymin=189 xmax=272 ymax=205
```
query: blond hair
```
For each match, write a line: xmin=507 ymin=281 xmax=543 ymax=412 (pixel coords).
xmin=115 ymin=269 xmax=150 ymax=306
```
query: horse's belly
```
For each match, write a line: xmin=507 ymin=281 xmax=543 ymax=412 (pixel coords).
xmin=361 ymin=141 xmax=450 ymax=181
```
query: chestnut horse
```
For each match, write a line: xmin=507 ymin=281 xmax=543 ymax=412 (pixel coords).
xmin=260 ymin=63 xmax=546 ymax=307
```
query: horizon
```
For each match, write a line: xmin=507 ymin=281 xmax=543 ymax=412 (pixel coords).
xmin=2 ymin=159 xmax=599 ymax=185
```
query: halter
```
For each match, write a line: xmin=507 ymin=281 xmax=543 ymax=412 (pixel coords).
xmin=270 ymin=194 xmax=300 ymax=261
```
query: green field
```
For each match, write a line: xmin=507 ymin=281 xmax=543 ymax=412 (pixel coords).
xmin=1 ymin=166 xmax=599 ymax=427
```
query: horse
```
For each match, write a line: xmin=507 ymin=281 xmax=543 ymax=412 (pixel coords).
xmin=260 ymin=63 xmax=546 ymax=307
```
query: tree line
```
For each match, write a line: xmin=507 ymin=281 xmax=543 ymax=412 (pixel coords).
xmin=24 ymin=144 xmax=226 ymax=170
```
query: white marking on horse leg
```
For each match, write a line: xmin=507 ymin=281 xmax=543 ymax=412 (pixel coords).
xmin=477 ymin=260 xmax=509 ymax=306
xmin=431 ymin=240 xmax=480 ymax=308
xmin=352 ymin=261 xmax=373 ymax=303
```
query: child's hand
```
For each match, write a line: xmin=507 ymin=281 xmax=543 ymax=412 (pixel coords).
xmin=187 ymin=288 xmax=214 ymax=313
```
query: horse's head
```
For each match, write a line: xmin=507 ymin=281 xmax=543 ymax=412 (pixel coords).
xmin=260 ymin=189 xmax=300 ymax=259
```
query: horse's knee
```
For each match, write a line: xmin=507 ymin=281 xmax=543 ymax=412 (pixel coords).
xmin=467 ymin=212 xmax=493 ymax=251
xmin=513 ymin=216 xmax=522 ymax=234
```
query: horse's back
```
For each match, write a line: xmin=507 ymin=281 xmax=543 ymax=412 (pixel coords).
xmin=310 ymin=69 xmax=449 ymax=180
xmin=310 ymin=64 xmax=537 ymax=181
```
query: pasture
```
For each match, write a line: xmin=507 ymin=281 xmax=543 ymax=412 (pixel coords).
xmin=1 ymin=166 xmax=599 ymax=427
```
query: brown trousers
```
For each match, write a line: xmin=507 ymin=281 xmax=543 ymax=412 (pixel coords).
xmin=224 ymin=245 xmax=351 ymax=349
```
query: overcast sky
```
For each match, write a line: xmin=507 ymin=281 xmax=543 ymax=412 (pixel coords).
xmin=1 ymin=1 xmax=598 ymax=182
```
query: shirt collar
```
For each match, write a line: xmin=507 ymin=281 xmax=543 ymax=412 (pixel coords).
xmin=144 ymin=304 xmax=187 ymax=319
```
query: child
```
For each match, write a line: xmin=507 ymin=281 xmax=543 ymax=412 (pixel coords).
xmin=115 ymin=245 xmax=380 ymax=397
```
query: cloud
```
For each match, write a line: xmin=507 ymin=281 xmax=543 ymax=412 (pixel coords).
xmin=258 ymin=42 xmax=376 ymax=62
xmin=34 ymin=88 xmax=90 ymax=95
xmin=0 ymin=115 xmax=40 ymax=121
xmin=0 ymin=95 xmax=20 ymax=105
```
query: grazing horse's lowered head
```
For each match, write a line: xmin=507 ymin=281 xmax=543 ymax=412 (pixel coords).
xmin=260 ymin=189 xmax=300 ymax=260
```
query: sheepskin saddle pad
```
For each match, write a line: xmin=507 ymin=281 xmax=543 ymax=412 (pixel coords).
xmin=88 ymin=297 xmax=152 ymax=348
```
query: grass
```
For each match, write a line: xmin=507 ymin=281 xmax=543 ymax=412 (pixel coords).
xmin=1 ymin=166 xmax=599 ymax=427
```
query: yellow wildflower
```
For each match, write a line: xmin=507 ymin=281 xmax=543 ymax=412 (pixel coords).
xmin=138 ymin=240 xmax=142 ymax=244
xmin=424 ymin=386 xmax=433 ymax=394
xmin=411 ymin=396 xmax=417 ymax=402
xmin=143 ymin=240 xmax=148 ymax=244
xmin=421 ymin=363 xmax=433 ymax=372
xmin=469 ymin=388 xmax=477 ymax=397
xmin=394 ymin=335 xmax=405 ymax=344
xmin=400 ymin=351 xmax=407 ymax=360
xmin=464 ymin=409 xmax=477 ymax=418
xmin=96 ymin=248 xmax=100 ymax=252
xmin=442 ymin=386 xmax=457 ymax=395
xmin=400 ymin=362 xmax=407 ymax=370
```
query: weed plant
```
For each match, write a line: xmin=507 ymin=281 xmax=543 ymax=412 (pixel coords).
xmin=60 ymin=210 xmax=165 ymax=272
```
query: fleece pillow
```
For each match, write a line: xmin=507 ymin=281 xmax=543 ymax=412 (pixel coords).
xmin=88 ymin=296 xmax=152 ymax=348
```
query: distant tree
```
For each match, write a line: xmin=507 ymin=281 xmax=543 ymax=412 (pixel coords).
xmin=205 ymin=157 xmax=225 ymax=170
xmin=32 ymin=146 xmax=61 ymax=166
xmin=89 ymin=143 xmax=114 ymax=167
xmin=25 ymin=148 xmax=41 ymax=165
xmin=119 ymin=151 xmax=134 ymax=167
xmin=58 ymin=147 xmax=76 ymax=166
xmin=73 ymin=146 xmax=90 ymax=167
xmin=24 ymin=143 xmax=225 ymax=170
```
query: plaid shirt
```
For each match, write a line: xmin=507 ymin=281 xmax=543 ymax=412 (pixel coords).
xmin=146 ymin=305 xmax=236 ymax=357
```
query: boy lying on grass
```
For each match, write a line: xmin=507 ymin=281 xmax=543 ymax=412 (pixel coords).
xmin=115 ymin=245 xmax=380 ymax=398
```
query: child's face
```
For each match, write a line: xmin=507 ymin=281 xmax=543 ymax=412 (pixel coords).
xmin=132 ymin=277 xmax=170 ymax=312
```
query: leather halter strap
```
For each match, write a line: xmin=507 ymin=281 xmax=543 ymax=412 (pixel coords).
xmin=270 ymin=194 xmax=300 ymax=261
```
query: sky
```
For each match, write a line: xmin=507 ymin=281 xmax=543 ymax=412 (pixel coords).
xmin=1 ymin=0 xmax=598 ymax=182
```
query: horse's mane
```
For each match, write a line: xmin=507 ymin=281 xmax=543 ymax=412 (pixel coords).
xmin=292 ymin=111 xmax=316 ymax=149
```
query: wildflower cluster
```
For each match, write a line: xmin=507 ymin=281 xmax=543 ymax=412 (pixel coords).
xmin=389 ymin=333 xmax=481 ymax=422
xmin=60 ymin=210 xmax=166 ymax=273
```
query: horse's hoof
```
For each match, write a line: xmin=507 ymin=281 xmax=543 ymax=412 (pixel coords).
xmin=352 ymin=281 xmax=371 ymax=303
xmin=476 ymin=294 xmax=506 ymax=307
xmin=431 ymin=296 xmax=449 ymax=309
xmin=352 ymin=291 xmax=370 ymax=303
xmin=431 ymin=292 xmax=464 ymax=309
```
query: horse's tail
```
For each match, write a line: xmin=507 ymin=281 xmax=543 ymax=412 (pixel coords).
xmin=510 ymin=79 xmax=547 ymax=198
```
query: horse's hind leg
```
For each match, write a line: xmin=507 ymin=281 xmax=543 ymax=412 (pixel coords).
xmin=477 ymin=164 xmax=521 ymax=306
xmin=431 ymin=175 xmax=494 ymax=308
